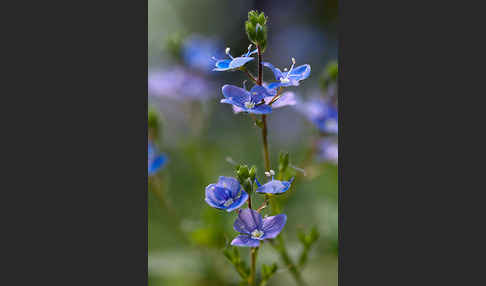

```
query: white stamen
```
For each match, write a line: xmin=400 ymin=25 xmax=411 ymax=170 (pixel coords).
xmin=248 ymin=44 xmax=252 ymax=51
xmin=224 ymin=198 xmax=234 ymax=207
xmin=225 ymin=47 xmax=234 ymax=59
xmin=251 ymin=229 xmax=264 ymax=239
xmin=265 ymin=171 xmax=271 ymax=177
xmin=269 ymin=170 xmax=275 ymax=176
xmin=244 ymin=101 xmax=255 ymax=109
xmin=280 ymin=57 xmax=296 ymax=84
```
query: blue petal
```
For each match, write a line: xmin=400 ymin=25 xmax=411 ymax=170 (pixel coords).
xmin=263 ymin=62 xmax=284 ymax=80
xmin=261 ymin=214 xmax=287 ymax=239
xmin=234 ymin=208 xmax=262 ymax=234
xmin=231 ymin=235 xmax=260 ymax=247
xmin=221 ymin=85 xmax=251 ymax=107
xmin=245 ymin=104 xmax=272 ymax=114
xmin=229 ymin=57 xmax=254 ymax=69
xmin=226 ymin=190 xmax=249 ymax=212
xmin=213 ymin=59 xmax=231 ymax=71
xmin=264 ymin=91 xmax=298 ymax=109
xmin=249 ymin=85 xmax=272 ymax=103
xmin=205 ymin=184 xmax=230 ymax=209
xmin=255 ymin=178 xmax=262 ymax=187
xmin=256 ymin=178 xmax=293 ymax=194
xmin=267 ymin=82 xmax=283 ymax=90
xmin=288 ymin=64 xmax=311 ymax=80
xmin=217 ymin=176 xmax=241 ymax=197
xmin=148 ymin=154 xmax=167 ymax=175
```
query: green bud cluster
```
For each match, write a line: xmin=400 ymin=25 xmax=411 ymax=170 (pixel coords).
xmin=235 ymin=164 xmax=257 ymax=193
xmin=297 ymin=226 xmax=320 ymax=268
xmin=245 ymin=10 xmax=268 ymax=52
xmin=260 ymin=263 xmax=278 ymax=286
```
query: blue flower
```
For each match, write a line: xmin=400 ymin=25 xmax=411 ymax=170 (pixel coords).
xmin=255 ymin=177 xmax=294 ymax=194
xmin=317 ymin=138 xmax=338 ymax=164
xmin=212 ymin=45 xmax=258 ymax=71
xmin=205 ymin=176 xmax=249 ymax=212
xmin=148 ymin=142 xmax=167 ymax=176
xmin=263 ymin=58 xmax=311 ymax=89
xmin=221 ymin=84 xmax=273 ymax=114
xmin=298 ymin=98 xmax=338 ymax=134
xmin=182 ymin=34 xmax=220 ymax=72
xmin=231 ymin=209 xmax=287 ymax=247
xmin=148 ymin=67 xmax=214 ymax=101
xmin=231 ymin=88 xmax=298 ymax=114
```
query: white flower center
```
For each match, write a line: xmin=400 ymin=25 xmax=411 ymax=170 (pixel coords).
xmin=244 ymin=101 xmax=255 ymax=109
xmin=224 ymin=198 xmax=234 ymax=207
xmin=251 ymin=229 xmax=264 ymax=239
xmin=280 ymin=57 xmax=296 ymax=83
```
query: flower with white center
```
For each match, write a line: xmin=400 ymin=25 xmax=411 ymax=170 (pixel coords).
xmin=231 ymin=209 xmax=287 ymax=247
xmin=255 ymin=177 xmax=294 ymax=194
xmin=205 ymin=176 xmax=249 ymax=212
xmin=263 ymin=58 xmax=311 ymax=89
xmin=220 ymin=84 xmax=273 ymax=114
xmin=212 ymin=45 xmax=258 ymax=71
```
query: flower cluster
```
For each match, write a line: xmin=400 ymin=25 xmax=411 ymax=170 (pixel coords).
xmin=204 ymin=169 xmax=293 ymax=247
xmin=201 ymin=10 xmax=324 ymax=286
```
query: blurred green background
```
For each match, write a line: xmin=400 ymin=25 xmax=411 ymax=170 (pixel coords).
xmin=148 ymin=0 xmax=338 ymax=285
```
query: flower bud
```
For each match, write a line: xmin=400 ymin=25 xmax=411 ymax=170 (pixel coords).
xmin=249 ymin=165 xmax=257 ymax=180
xmin=236 ymin=164 xmax=250 ymax=183
xmin=245 ymin=10 xmax=268 ymax=52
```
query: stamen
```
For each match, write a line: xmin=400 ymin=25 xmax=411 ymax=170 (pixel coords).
xmin=269 ymin=170 xmax=275 ymax=176
xmin=280 ymin=57 xmax=296 ymax=84
xmin=225 ymin=47 xmax=234 ymax=59
xmin=251 ymin=229 xmax=264 ymax=239
xmin=244 ymin=101 xmax=255 ymax=109
xmin=224 ymin=198 xmax=234 ymax=207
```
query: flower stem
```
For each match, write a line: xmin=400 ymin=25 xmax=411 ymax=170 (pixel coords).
xmin=241 ymin=67 xmax=257 ymax=83
xmin=257 ymin=45 xmax=263 ymax=86
xmin=275 ymin=236 xmax=306 ymax=286
xmin=261 ymin=114 xmax=270 ymax=172
xmin=249 ymin=247 xmax=259 ymax=286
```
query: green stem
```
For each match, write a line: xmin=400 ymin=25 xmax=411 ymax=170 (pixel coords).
xmin=261 ymin=114 xmax=270 ymax=172
xmin=249 ymin=247 xmax=259 ymax=286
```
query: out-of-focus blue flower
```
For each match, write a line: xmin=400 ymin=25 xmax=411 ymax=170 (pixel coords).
xmin=317 ymin=138 xmax=338 ymax=164
xmin=148 ymin=67 xmax=213 ymax=101
xmin=212 ymin=45 xmax=257 ymax=71
xmin=148 ymin=141 xmax=167 ymax=176
xmin=231 ymin=208 xmax=287 ymax=247
xmin=297 ymin=98 xmax=338 ymax=134
xmin=221 ymin=84 xmax=273 ymax=114
xmin=263 ymin=58 xmax=311 ymax=89
xmin=255 ymin=177 xmax=294 ymax=194
xmin=182 ymin=34 xmax=220 ymax=72
xmin=205 ymin=176 xmax=249 ymax=212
